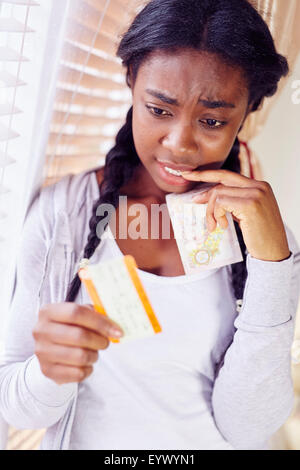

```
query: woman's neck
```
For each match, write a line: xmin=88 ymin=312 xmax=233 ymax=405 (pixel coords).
xmin=120 ymin=163 xmax=167 ymax=205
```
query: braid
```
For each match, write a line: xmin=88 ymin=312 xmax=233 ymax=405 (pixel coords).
xmin=222 ymin=137 xmax=248 ymax=303
xmin=65 ymin=106 xmax=140 ymax=302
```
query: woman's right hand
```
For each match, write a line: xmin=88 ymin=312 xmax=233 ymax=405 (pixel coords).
xmin=32 ymin=303 xmax=124 ymax=385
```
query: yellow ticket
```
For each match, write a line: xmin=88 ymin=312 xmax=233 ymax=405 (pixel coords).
xmin=78 ymin=255 xmax=161 ymax=343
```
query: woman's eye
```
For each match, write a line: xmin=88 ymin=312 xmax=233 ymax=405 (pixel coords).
xmin=146 ymin=106 xmax=226 ymax=128
xmin=146 ymin=105 xmax=170 ymax=117
xmin=201 ymin=119 xmax=226 ymax=128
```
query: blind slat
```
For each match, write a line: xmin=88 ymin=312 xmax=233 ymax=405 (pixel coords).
xmin=62 ymin=42 xmax=122 ymax=75
xmin=0 ymin=47 xmax=29 ymax=62
xmin=0 ymin=18 xmax=35 ymax=33
xmin=69 ymin=1 xmax=123 ymax=38
xmin=55 ymin=88 xmax=129 ymax=108
xmin=46 ymin=146 xmax=107 ymax=157
xmin=0 ymin=123 xmax=19 ymax=141
xmin=47 ymin=140 xmax=114 ymax=156
xmin=0 ymin=70 xmax=26 ymax=87
xmin=0 ymin=152 xmax=15 ymax=168
xmin=0 ymin=103 xmax=22 ymax=116
xmin=46 ymin=154 xmax=105 ymax=177
xmin=51 ymin=110 xmax=123 ymax=127
xmin=46 ymin=152 xmax=105 ymax=159
xmin=83 ymin=0 xmax=129 ymax=22
xmin=51 ymin=122 xmax=120 ymax=136
xmin=58 ymin=65 xmax=125 ymax=90
xmin=6 ymin=427 xmax=44 ymax=450
xmin=2 ymin=0 xmax=39 ymax=5
xmin=65 ymin=20 xmax=118 ymax=56
xmin=48 ymin=132 xmax=113 ymax=146
xmin=46 ymin=140 xmax=113 ymax=154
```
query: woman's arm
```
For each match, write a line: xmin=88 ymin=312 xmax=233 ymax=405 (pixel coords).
xmin=181 ymin=169 xmax=300 ymax=448
xmin=0 ymin=187 xmax=76 ymax=430
xmin=211 ymin=226 xmax=300 ymax=449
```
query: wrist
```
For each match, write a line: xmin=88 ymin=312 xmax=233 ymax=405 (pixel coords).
xmin=237 ymin=252 xmax=294 ymax=327
xmin=250 ymin=250 xmax=291 ymax=262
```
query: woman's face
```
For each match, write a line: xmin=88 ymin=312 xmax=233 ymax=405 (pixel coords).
xmin=130 ymin=48 xmax=251 ymax=196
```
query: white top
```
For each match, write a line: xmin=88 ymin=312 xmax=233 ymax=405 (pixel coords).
xmin=0 ymin=168 xmax=300 ymax=450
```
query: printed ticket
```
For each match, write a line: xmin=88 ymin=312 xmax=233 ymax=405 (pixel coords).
xmin=78 ymin=255 xmax=161 ymax=343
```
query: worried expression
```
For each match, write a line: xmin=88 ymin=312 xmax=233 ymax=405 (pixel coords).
xmin=130 ymin=48 xmax=251 ymax=196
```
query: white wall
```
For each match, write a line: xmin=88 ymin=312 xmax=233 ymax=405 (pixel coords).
xmin=251 ymin=54 xmax=300 ymax=245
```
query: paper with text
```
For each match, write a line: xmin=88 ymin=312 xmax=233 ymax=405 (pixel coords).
xmin=79 ymin=255 xmax=161 ymax=343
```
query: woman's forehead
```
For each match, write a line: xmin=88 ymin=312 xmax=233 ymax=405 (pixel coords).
xmin=135 ymin=49 xmax=249 ymax=105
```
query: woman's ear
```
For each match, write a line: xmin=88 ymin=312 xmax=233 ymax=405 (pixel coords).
xmin=127 ymin=65 xmax=134 ymax=90
xmin=238 ymin=102 xmax=253 ymax=132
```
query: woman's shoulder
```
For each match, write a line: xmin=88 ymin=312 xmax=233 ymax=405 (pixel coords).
xmin=40 ymin=166 xmax=104 ymax=217
xmin=23 ymin=167 xmax=104 ymax=242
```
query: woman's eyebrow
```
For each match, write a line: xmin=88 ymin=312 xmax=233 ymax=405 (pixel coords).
xmin=145 ymin=88 xmax=236 ymax=108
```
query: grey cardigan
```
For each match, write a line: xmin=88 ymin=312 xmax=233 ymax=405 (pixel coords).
xmin=0 ymin=168 xmax=300 ymax=449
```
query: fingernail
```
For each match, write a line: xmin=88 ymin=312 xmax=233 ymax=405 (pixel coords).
xmin=110 ymin=328 xmax=123 ymax=338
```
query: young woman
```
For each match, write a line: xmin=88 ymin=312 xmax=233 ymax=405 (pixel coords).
xmin=1 ymin=0 xmax=300 ymax=450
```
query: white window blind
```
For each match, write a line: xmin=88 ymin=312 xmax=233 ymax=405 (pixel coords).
xmin=0 ymin=0 xmax=79 ymax=451
xmin=0 ymin=0 xmax=40 ymax=330
xmin=44 ymin=0 xmax=140 ymax=185
xmin=0 ymin=0 xmax=141 ymax=450
xmin=0 ymin=0 xmax=69 ymax=336
xmin=0 ymin=0 xmax=40 ymax=450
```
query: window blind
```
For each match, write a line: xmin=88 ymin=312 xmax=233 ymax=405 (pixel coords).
xmin=45 ymin=0 xmax=141 ymax=185
xmin=0 ymin=0 xmax=43 ymax=451
xmin=0 ymin=0 xmax=39 ymax=268
xmin=0 ymin=0 xmax=66 ymax=335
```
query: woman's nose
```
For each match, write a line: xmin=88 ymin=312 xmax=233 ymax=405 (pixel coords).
xmin=161 ymin=124 xmax=198 ymax=157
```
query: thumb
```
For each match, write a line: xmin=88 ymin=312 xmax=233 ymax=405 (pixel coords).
xmin=83 ymin=304 xmax=124 ymax=334
xmin=82 ymin=303 xmax=96 ymax=310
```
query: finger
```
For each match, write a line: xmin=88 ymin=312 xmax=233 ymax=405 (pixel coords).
xmin=206 ymin=190 xmax=218 ymax=232
xmin=40 ymin=303 xmax=124 ymax=338
xmin=211 ymin=195 xmax=246 ymax=222
xmin=214 ymin=201 xmax=229 ymax=230
xmin=39 ymin=321 xmax=111 ymax=350
xmin=192 ymin=184 xmax=263 ymax=203
xmin=40 ymin=362 xmax=93 ymax=385
xmin=36 ymin=342 xmax=99 ymax=367
xmin=194 ymin=186 xmax=252 ymax=230
xmin=181 ymin=169 xmax=259 ymax=188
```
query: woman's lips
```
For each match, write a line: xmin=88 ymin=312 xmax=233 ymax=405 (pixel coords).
xmin=156 ymin=160 xmax=198 ymax=172
xmin=156 ymin=160 xmax=193 ymax=186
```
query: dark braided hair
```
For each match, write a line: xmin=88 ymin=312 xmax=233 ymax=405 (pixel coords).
xmin=66 ymin=0 xmax=288 ymax=303
xmin=222 ymin=137 xmax=248 ymax=301
xmin=65 ymin=106 xmax=140 ymax=301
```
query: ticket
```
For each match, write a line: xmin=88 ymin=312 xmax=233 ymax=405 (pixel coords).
xmin=78 ymin=255 xmax=161 ymax=343
xmin=166 ymin=185 xmax=243 ymax=274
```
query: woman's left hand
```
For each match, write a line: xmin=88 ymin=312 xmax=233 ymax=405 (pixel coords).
xmin=181 ymin=169 xmax=291 ymax=262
